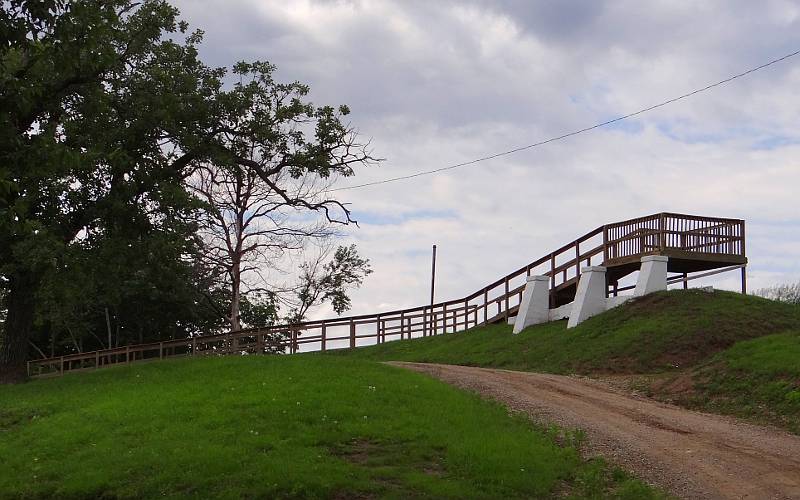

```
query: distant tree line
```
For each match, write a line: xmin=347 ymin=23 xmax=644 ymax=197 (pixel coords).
xmin=0 ymin=1 xmax=376 ymax=382
xmin=754 ymin=281 xmax=800 ymax=305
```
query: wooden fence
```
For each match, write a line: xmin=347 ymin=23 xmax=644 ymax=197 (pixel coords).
xmin=28 ymin=212 xmax=746 ymax=378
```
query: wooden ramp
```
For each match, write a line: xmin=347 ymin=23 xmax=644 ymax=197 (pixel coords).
xmin=28 ymin=213 xmax=747 ymax=377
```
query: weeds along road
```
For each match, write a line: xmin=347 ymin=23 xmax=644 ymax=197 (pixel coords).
xmin=390 ymin=362 xmax=800 ymax=500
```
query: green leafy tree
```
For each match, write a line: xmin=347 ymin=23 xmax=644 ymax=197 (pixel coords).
xmin=0 ymin=1 xmax=375 ymax=381
xmin=0 ymin=1 xmax=222 ymax=381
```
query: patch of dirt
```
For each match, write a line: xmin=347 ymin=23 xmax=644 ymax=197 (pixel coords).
xmin=330 ymin=438 xmax=446 ymax=478
xmin=391 ymin=362 xmax=800 ymax=500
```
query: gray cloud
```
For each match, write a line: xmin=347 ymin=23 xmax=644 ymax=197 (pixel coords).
xmin=173 ymin=0 xmax=800 ymax=316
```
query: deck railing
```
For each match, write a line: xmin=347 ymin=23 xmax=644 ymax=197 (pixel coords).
xmin=28 ymin=212 xmax=746 ymax=378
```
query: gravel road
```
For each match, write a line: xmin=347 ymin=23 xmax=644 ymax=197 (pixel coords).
xmin=390 ymin=362 xmax=800 ymax=500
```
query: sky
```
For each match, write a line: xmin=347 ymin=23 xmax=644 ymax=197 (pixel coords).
xmin=173 ymin=0 xmax=800 ymax=317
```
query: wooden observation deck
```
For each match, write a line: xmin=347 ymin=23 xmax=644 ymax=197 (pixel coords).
xmin=27 ymin=212 xmax=747 ymax=378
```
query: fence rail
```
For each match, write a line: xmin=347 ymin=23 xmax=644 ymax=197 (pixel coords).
xmin=28 ymin=212 xmax=746 ymax=378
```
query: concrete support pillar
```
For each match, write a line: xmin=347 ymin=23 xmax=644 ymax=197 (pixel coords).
xmin=634 ymin=255 xmax=668 ymax=296
xmin=512 ymin=275 xmax=550 ymax=334
xmin=567 ymin=266 xmax=607 ymax=329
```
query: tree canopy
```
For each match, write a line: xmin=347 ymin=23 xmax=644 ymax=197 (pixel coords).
xmin=0 ymin=0 xmax=376 ymax=382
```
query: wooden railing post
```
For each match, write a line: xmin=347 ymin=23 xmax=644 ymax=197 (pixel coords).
xmin=349 ymin=320 xmax=356 ymax=348
xmin=376 ymin=315 xmax=382 ymax=344
xmin=422 ymin=308 xmax=428 ymax=337
xmin=321 ymin=322 xmax=327 ymax=351
xmin=60 ymin=356 xmax=64 ymax=375
xmin=504 ymin=278 xmax=510 ymax=321
xmin=95 ymin=351 xmax=99 ymax=369
xmin=159 ymin=342 xmax=164 ymax=359
xmin=483 ymin=289 xmax=488 ymax=325
xmin=191 ymin=337 xmax=196 ymax=356
xmin=125 ymin=346 xmax=130 ymax=364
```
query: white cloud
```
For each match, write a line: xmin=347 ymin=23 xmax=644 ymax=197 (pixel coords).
xmin=175 ymin=0 xmax=800 ymax=316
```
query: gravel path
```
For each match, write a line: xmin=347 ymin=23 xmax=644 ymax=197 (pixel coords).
xmin=390 ymin=362 xmax=800 ymax=500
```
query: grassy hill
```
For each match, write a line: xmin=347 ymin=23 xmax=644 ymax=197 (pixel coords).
xmin=336 ymin=290 xmax=800 ymax=431
xmin=0 ymin=356 xmax=661 ymax=499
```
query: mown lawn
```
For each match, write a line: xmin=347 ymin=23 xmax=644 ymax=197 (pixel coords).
xmin=338 ymin=290 xmax=800 ymax=374
xmin=0 ymin=356 xmax=661 ymax=499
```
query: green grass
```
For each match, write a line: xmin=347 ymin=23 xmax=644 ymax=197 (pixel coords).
xmin=673 ymin=331 xmax=800 ymax=433
xmin=0 ymin=356 xmax=662 ymax=499
xmin=336 ymin=289 xmax=800 ymax=432
xmin=338 ymin=290 xmax=800 ymax=375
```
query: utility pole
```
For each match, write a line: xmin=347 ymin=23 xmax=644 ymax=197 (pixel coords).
xmin=430 ymin=244 xmax=437 ymax=305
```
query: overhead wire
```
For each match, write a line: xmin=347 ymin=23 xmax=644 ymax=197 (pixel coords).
xmin=331 ymin=48 xmax=800 ymax=192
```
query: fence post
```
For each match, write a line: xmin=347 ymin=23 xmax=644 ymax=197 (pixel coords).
xmin=159 ymin=342 xmax=163 ymax=359
xmin=95 ymin=351 xmax=99 ymax=369
xmin=125 ymin=346 xmax=130 ymax=364
xmin=26 ymin=361 xmax=30 ymax=378
xmin=422 ymin=308 xmax=428 ymax=337
xmin=376 ymin=315 xmax=382 ymax=344
xmin=483 ymin=289 xmax=488 ymax=325
xmin=349 ymin=320 xmax=356 ymax=348
xmin=321 ymin=322 xmax=327 ymax=351
xmin=60 ymin=356 xmax=64 ymax=376
xmin=191 ymin=337 xmax=196 ymax=356
xmin=400 ymin=311 xmax=405 ymax=340
xmin=504 ymin=278 xmax=510 ymax=321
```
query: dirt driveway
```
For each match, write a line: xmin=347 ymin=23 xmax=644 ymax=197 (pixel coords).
xmin=390 ymin=362 xmax=800 ymax=500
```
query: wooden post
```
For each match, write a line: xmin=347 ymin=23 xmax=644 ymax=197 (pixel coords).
xmin=430 ymin=244 xmax=437 ymax=306
xmin=575 ymin=243 xmax=580 ymax=278
xmin=191 ymin=337 xmax=196 ymax=356
xmin=95 ymin=351 xmax=99 ymax=369
xmin=26 ymin=361 xmax=30 ymax=378
xmin=504 ymin=278 xmax=510 ymax=321
xmin=683 ymin=273 xmax=688 ymax=290
xmin=125 ymin=346 xmax=130 ymax=364
xmin=349 ymin=320 xmax=356 ymax=348
xmin=740 ymin=222 xmax=747 ymax=294
xmin=159 ymin=342 xmax=164 ymax=359
xmin=376 ymin=315 xmax=382 ymax=344
xmin=741 ymin=266 xmax=747 ymax=295
xmin=400 ymin=311 xmax=405 ymax=340
xmin=483 ymin=289 xmax=488 ymax=325
xmin=321 ymin=322 xmax=327 ymax=352
xmin=422 ymin=308 xmax=428 ymax=337
xmin=60 ymin=356 xmax=64 ymax=376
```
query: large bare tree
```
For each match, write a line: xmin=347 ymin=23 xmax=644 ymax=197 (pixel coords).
xmin=191 ymin=61 xmax=378 ymax=330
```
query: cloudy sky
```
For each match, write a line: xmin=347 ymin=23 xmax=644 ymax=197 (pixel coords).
xmin=174 ymin=0 xmax=800 ymax=316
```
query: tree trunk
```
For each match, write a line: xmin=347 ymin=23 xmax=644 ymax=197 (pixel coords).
xmin=0 ymin=272 xmax=36 ymax=383
xmin=230 ymin=260 xmax=242 ymax=331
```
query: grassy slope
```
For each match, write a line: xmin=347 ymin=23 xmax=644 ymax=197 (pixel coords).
xmin=0 ymin=356 xmax=662 ymax=499
xmin=341 ymin=290 xmax=800 ymax=373
xmin=336 ymin=290 xmax=800 ymax=430
xmin=660 ymin=331 xmax=800 ymax=433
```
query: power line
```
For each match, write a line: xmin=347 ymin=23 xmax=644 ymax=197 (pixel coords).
xmin=332 ymin=48 xmax=800 ymax=192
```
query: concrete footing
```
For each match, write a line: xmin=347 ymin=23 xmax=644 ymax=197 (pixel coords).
xmin=512 ymin=275 xmax=550 ymax=334
xmin=567 ymin=266 xmax=608 ymax=328
xmin=634 ymin=255 xmax=668 ymax=296
xmin=510 ymin=256 xmax=670 ymax=332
